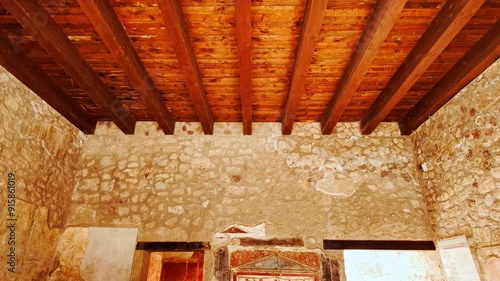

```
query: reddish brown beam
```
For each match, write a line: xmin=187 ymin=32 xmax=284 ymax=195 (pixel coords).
xmin=321 ymin=0 xmax=407 ymax=135
xmin=235 ymin=0 xmax=253 ymax=135
xmin=240 ymin=238 xmax=304 ymax=247
xmin=1 ymin=0 xmax=135 ymax=134
xmin=78 ymin=0 xmax=175 ymax=134
xmin=399 ymin=21 xmax=500 ymax=135
xmin=136 ymin=241 xmax=210 ymax=251
xmin=324 ymin=240 xmax=435 ymax=250
xmin=281 ymin=0 xmax=328 ymax=135
xmin=0 ymin=32 xmax=97 ymax=134
xmin=158 ymin=0 xmax=214 ymax=135
xmin=359 ymin=0 xmax=485 ymax=135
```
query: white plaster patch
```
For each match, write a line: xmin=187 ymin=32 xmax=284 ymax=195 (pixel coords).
xmin=316 ymin=175 xmax=357 ymax=197
xmin=81 ymin=228 xmax=138 ymax=281
xmin=214 ymin=223 xmax=266 ymax=239
xmin=438 ymin=236 xmax=481 ymax=281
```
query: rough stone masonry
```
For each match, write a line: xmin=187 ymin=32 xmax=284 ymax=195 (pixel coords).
xmin=0 ymin=60 xmax=498 ymax=280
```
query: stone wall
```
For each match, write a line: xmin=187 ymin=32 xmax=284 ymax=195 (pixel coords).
xmin=0 ymin=67 xmax=85 ymax=280
xmin=67 ymin=121 xmax=433 ymax=247
xmin=412 ymin=59 xmax=500 ymax=280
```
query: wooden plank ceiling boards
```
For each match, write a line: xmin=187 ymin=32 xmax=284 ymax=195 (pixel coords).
xmin=0 ymin=0 xmax=498 ymax=135
xmin=321 ymin=0 xmax=407 ymax=135
xmin=0 ymin=32 xmax=97 ymax=134
xmin=158 ymin=0 xmax=214 ymax=135
xmin=359 ymin=0 xmax=486 ymax=134
xmin=1 ymin=0 xmax=136 ymax=134
xmin=398 ymin=20 xmax=500 ymax=135
xmin=281 ymin=0 xmax=328 ymax=135
xmin=78 ymin=0 xmax=175 ymax=134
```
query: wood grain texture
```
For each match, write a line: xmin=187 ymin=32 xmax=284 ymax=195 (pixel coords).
xmin=281 ymin=0 xmax=328 ymax=135
xmin=324 ymin=240 xmax=435 ymax=250
xmin=240 ymin=238 xmax=304 ymax=247
xmin=135 ymin=241 xmax=210 ymax=251
xmin=77 ymin=0 xmax=175 ymax=134
xmin=158 ymin=0 xmax=214 ymax=134
xmin=235 ymin=0 xmax=253 ymax=135
xmin=321 ymin=0 xmax=407 ymax=135
xmin=0 ymin=0 xmax=136 ymax=134
xmin=399 ymin=20 xmax=500 ymax=135
xmin=0 ymin=32 xmax=97 ymax=134
xmin=359 ymin=0 xmax=486 ymax=134
xmin=0 ymin=0 xmax=497 ymax=133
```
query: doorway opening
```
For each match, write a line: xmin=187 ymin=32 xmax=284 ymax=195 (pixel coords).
xmin=135 ymin=241 xmax=209 ymax=281
xmin=160 ymin=251 xmax=204 ymax=281
xmin=344 ymin=250 xmax=445 ymax=280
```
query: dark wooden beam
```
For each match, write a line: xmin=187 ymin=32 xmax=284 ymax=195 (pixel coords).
xmin=1 ymin=0 xmax=136 ymax=134
xmin=136 ymin=241 xmax=210 ymax=252
xmin=281 ymin=0 xmax=328 ymax=135
xmin=359 ymin=0 xmax=485 ymax=134
xmin=399 ymin=20 xmax=500 ymax=135
xmin=323 ymin=240 xmax=436 ymax=250
xmin=240 ymin=238 xmax=304 ymax=247
xmin=77 ymin=0 xmax=175 ymax=134
xmin=158 ymin=0 xmax=214 ymax=135
xmin=321 ymin=0 xmax=407 ymax=135
xmin=235 ymin=0 xmax=253 ymax=135
xmin=0 ymin=32 xmax=97 ymax=134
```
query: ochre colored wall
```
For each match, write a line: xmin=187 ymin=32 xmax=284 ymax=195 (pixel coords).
xmin=0 ymin=67 xmax=85 ymax=280
xmin=67 ymin=121 xmax=433 ymax=243
xmin=412 ymin=60 xmax=500 ymax=280
xmin=2 ymin=58 xmax=498 ymax=280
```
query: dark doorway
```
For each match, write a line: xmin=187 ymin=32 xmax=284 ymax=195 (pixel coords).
xmin=160 ymin=251 xmax=204 ymax=281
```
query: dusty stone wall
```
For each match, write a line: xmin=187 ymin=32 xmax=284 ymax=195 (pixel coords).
xmin=412 ymin=59 xmax=500 ymax=280
xmin=67 ymin=121 xmax=433 ymax=244
xmin=0 ymin=67 xmax=85 ymax=280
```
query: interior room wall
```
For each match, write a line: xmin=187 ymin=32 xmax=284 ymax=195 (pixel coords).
xmin=412 ymin=60 xmax=500 ymax=281
xmin=0 ymin=67 xmax=85 ymax=280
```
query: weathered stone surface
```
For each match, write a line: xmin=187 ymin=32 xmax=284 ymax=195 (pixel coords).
xmin=412 ymin=60 xmax=500 ymax=280
xmin=2 ymin=56 xmax=498 ymax=280
xmin=49 ymin=227 xmax=89 ymax=281
xmin=67 ymin=121 xmax=432 ymax=242
xmin=0 ymin=67 xmax=84 ymax=280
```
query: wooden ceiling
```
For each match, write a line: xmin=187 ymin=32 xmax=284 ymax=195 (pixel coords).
xmin=0 ymin=0 xmax=499 ymax=135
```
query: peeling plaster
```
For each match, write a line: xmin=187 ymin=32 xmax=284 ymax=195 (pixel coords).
xmin=315 ymin=175 xmax=357 ymax=197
